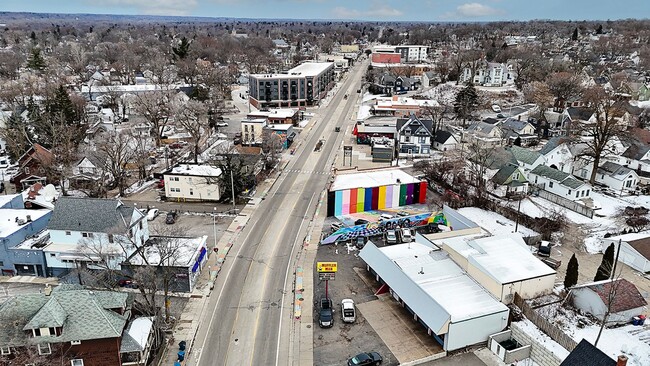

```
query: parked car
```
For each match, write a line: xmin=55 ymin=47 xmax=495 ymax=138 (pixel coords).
xmin=378 ymin=213 xmax=394 ymax=222
xmin=146 ymin=208 xmax=159 ymax=221
xmin=537 ymin=241 xmax=551 ymax=257
xmin=491 ymin=104 xmax=502 ymax=113
xmin=341 ymin=299 xmax=356 ymax=323
xmin=216 ymin=122 xmax=229 ymax=127
xmin=348 ymin=352 xmax=382 ymax=366
xmin=399 ymin=228 xmax=413 ymax=243
xmin=354 ymin=218 xmax=369 ymax=226
xmin=330 ymin=222 xmax=343 ymax=232
xmin=397 ymin=211 xmax=410 ymax=217
xmin=355 ymin=236 xmax=367 ymax=249
xmin=118 ymin=279 xmax=138 ymax=288
xmin=319 ymin=297 xmax=334 ymax=328
xmin=165 ymin=210 xmax=178 ymax=224
xmin=385 ymin=230 xmax=397 ymax=244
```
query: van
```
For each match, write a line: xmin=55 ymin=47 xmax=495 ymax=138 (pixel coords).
xmin=378 ymin=213 xmax=394 ymax=222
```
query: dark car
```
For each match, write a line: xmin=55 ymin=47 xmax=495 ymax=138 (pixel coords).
xmin=318 ymin=297 xmax=334 ymax=328
xmin=165 ymin=210 xmax=178 ymax=224
xmin=354 ymin=218 xmax=369 ymax=226
xmin=348 ymin=352 xmax=382 ymax=366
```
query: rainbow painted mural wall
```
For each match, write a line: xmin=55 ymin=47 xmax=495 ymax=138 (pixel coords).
xmin=326 ymin=181 xmax=427 ymax=217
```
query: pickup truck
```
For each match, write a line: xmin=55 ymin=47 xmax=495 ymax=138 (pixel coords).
xmin=319 ymin=297 xmax=334 ymax=328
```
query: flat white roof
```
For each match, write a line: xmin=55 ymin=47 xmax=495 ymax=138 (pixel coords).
xmin=0 ymin=194 xmax=20 ymax=208
xmin=168 ymin=164 xmax=222 ymax=177
xmin=331 ymin=169 xmax=420 ymax=191
xmin=605 ymin=232 xmax=650 ymax=242
xmin=130 ymin=236 xmax=207 ymax=266
xmin=80 ymin=84 xmax=190 ymax=94
xmin=374 ymin=97 xmax=439 ymax=109
xmin=360 ymin=241 xmax=508 ymax=330
xmin=0 ymin=209 xmax=50 ymax=238
xmin=288 ymin=62 xmax=333 ymax=77
xmin=444 ymin=234 xmax=556 ymax=284
xmin=266 ymin=124 xmax=292 ymax=131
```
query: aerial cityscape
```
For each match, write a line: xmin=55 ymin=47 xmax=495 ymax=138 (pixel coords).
xmin=0 ymin=1 xmax=649 ymax=366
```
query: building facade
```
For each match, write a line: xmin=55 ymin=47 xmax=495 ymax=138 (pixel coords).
xmin=163 ymin=164 xmax=222 ymax=202
xmin=248 ymin=62 xmax=335 ymax=108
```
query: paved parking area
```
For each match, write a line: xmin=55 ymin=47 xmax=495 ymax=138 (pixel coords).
xmin=356 ymin=289 xmax=444 ymax=364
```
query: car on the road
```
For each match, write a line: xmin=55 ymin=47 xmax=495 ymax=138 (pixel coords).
xmin=341 ymin=299 xmax=356 ymax=323
xmin=216 ymin=122 xmax=229 ymax=127
xmin=347 ymin=352 xmax=382 ymax=366
xmin=318 ymin=297 xmax=334 ymax=328
xmin=146 ymin=208 xmax=160 ymax=221
xmin=491 ymin=104 xmax=502 ymax=113
xmin=165 ymin=210 xmax=178 ymax=224
xmin=385 ymin=230 xmax=397 ymax=244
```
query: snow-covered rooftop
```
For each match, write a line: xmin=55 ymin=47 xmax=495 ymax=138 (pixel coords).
xmin=121 ymin=316 xmax=154 ymax=353
xmin=288 ymin=62 xmax=333 ymax=77
xmin=445 ymin=234 xmax=556 ymax=284
xmin=0 ymin=209 xmax=50 ymax=238
xmin=360 ymin=241 xmax=508 ymax=330
xmin=331 ymin=169 xmax=420 ymax=191
xmin=130 ymin=236 xmax=207 ymax=266
xmin=168 ymin=164 xmax=222 ymax=177
xmin=266 ymin=124 xmax=292 ymax=131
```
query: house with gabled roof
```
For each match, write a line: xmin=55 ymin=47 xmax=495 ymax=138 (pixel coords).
xmin=432 ymin=130 xmax=458 ymax=151
xmin=470 ymin=147 xmax=528 ymax=198
xmin=560 ymin=339 xmax=616 ymax=366
xmin=507 ymin=145 xmax=545 ymax=179
xmin=0 ymin=284 xmax=146 ymax=366
xmin=595 ymin=161 xmax=638 ymax=195
xmin=396 ymin=114 xmax=433 ymax=157
xmin=499 ymin=118 xmax=538 ymax=146
xmin=619 ymin=142 xmax=650 ymax=183
xmin=529 ymin=165 xmax=592 ymax=201
xmin=465 ymin=121 xmax=503 ymax=147
xmin=569 ymin=278 xmax=647 ymax=324
xmin=602 ymin=232 xmax=650 ymax=273
xmin=43 ymin=197 xmax=148 ymax=277
xmin=9 ymin=144 xmax=54 ymax=191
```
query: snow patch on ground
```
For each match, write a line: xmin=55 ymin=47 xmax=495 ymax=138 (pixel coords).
xmin=515 ymin=319 xmax=570 ymax=360
xmin=124 ymin=179 xmax=157 ymax=196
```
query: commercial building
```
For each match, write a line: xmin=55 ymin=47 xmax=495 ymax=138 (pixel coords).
xmin=241 ymin=118 xmax=267 ymax=146
xmin=326 ymin=169 xmax=427 ymax=217
xmin=372 ymin=45 xmax=429 ymax=63
xmin=248 ymin=62 xmax=335 ymax=109
xmin=247 ymin=108 xmax=299 ymax=125
xmin=163 ymin=164 xmax=222 ymax=202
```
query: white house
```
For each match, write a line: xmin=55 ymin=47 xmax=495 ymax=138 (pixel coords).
xmin=43 ymin=197 xmax=149 ymax=277
xmin=569 ymin=279 xmax=647 ymax=324
xmin=164 ymin=164 xmax=222 ymax=202
xmin=507 ymin=146 xmax=545 ymax=179
xmin=442 ymin=234 xmax=556 ymax=304
xmin=460 ymin=61 xmax=514 ymax=87
xmin=359 ymin=240 xmax=509 ymax=351
xmin=465 ymin=121 xmax=503 ymax=147
xmin=241 ymin=118 xmax=267 ymax=146
xmin=594 ymin=161 xmax=639 ymax=195
xmin=529 ymin=165 xmax=592 ymax=201
xmin=603 ymin=232 xmax=650 ymax=273
xmin=619 ymin=143 xmax=650 ymax=184
xmin=433 ymin=130 xmax=458 ymax=151
xmin=396 ymin=114 xmax=434 ymax=157
xmin=499 ymin=118 xmax=538 ymax=146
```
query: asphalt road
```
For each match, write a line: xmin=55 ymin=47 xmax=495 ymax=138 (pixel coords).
xmin=190 ymin=62 xmax=366 ymax=366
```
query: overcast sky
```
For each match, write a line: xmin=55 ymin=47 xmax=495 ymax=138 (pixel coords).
xmin=2 ymin=0 xmax=649 ymax=21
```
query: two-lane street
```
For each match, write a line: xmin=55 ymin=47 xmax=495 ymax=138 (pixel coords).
xmin=191 ymin=60 xmax=367 ymax=366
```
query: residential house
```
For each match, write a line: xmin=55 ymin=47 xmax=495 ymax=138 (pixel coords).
xmin=566 ymin=107 xmax=596 ymax=135
xmin=10 ymin=144 xmax=54 ymax=191
xmin=542 ymin=110 xmax=572 ymax=136
xmin=499 ymin=118 xmax=538 ymax=146
xmin=529 ymin=165 xmax=592 ymax=201
xmin=69 ymin=156 xmax=108 ymax=191
xmin=0 ymin=194 xmax=51 ymax=276
xmin=619 ymin=142 xmax=650 ymax=183
xmin=0 ymin=284 xmax=135 ymax=366
xmin=122 ymin=236 xmax=208 ymax=293
xmin=422 ymin=71 xmax=440 ymax=87
xmin=560 ymin=339 xmax=616 ymax=366
xmin=163 ymin=164 xmax=222 ymax=202
xmin=594 ymin=161 xmax=638 ymax=195
xmin=474 ymin=147 xmax=528 ymax=198
xmin=465 ymin=121 xmax=503 ymax=147
xmin=569 ymin=279 xmax=647 ymax=324
xmin=395 ymin=114 xmax=433 ymax=157
xmin=507 ymin=145 xmax=545 ymax=179
xmin=377 ymin=73 xmax=420 ymax=94
xmin=432 ymin=130 xmax=458 ymax=151
xmin=602 ymin=233 xmax=650 ymax=273
xmin=538 ymin=137 xmax=580 ymax=174
xmin=460 ymin=61 xmax=514 ymax=86
xmin=120 ymin=317 xmax=155 ymax=366
xmin=43 ymin=197 xmax=148 ymax=277
xmin=241 ymin=118 xmax=267 ymax=146
xmin=639 ymin=83 xmax=650 ymax=101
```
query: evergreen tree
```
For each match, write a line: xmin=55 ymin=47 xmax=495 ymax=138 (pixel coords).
xmin=571 ymin=27 xmax=579 ymax=41
xmin=172 ymin=37 xmax=191 ymax=59
xmin=27 ymin=48 xmax=46 ymax=71
xmin=453 ymin=83 xmax=479 ymax=127
xmin=594 ymin=243 xmax=615 ymax=281
xmin=564 ymin=254 xmax=579 ymax=289
xmin=596 ymin=24 xmax=603 ymax=34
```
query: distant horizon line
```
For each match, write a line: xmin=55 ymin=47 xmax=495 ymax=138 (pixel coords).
xmin=0 ymin=11 xmax=647 ymax=24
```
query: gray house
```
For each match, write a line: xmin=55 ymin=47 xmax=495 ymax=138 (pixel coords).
xmin=396 ymin=114 xmax=434 ymax=157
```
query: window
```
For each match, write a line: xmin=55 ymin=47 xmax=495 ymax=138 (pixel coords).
xmin=418 ymin=136 xmax=426 ymax=143
xmin=37 ymin=343 xmax=51 ymax=355
xmin=48 ymin=328 xmax=55 ymax=336
xmin=139 ymin=221 xmax=143 ymax=230
xmin=50 ymin=253 xmax=56 ymax=257
xmin=576 ymin=191 xmax=579 ymax=198
xmin=65 ymin=231 xmax=71 ymax=236
xmin=1 ymin=346 xmax=10 ymax=355
xmin=82 ymin=233 xmax=93 ymax=238
xmin=586 ymin=189 xmax=590 ymax=196
xmin=568 ymin=189 xmax=571 ymax=195
xmin=189 ymin=189 xmax=194 ymax=196
xmin=70 ymin=359 xmax=84 ymax=366
xmin=108 ymin=234 xmax=114 ymax=243
xmin=33 ymin=329 xmax=41 ymax=337
xmin=70 ymin=341 xmax=81 ymax=346
xmin=549 ymin=181 xmax=554 ymax=188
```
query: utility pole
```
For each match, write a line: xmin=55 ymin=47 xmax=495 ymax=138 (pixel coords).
xmin=230 ymin=170 xmax=236 ymax=211
xmin=611 ymin=238 xmax=622 ymax=279
xmin=213 ymin=207 xmax=217 ymax=249
xmin=514 ymin=197 xmax=522 ymax=233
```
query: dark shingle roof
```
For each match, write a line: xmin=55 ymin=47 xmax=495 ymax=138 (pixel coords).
xmin=484 ymin=148 xmax=518 ymax=170
xmin=433 ymin=130 xmax=455 ymax=144
xmin=539 ymin=136 xmax=571 ymax=155
xmin=597 ymin=161 xmax=634 ymax=180
xmin=491 ymin=165 xmax=524 ymax=185
xmin=627 ymin=236 xmax=650 ymax=261
xmin=567 ymin=107 xmax=595 ymax=121
xmin=396 ymin=115 xmax=433 ymax=137
xmin=560 ymin=339 xmax=615 ymax=366
xmin=622 ymin=143 xmax=650 ymax=160
xmin=47 ymin=197 xmax=143 ymax=234
xmin=508 ymin=146 xmax=542 ymax=165
xmin=529 ymin=165 xmax=585 ymax=189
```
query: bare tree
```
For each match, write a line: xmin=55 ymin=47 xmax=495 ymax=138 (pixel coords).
xmin=523 ymin=81 xmax=554 ymax=119
xmin=465 ymin=142 xmax=496 ymax=204
xmin=174 ymin=99 xmax=210 ymax=163
xmin=133 ymin=91 xmax=173 ymax=147
xmin=94 ymin=131 xmax=135 ymax=197
xmin=593 ymin=274 xmax=623 ymax=347
xmin=574 ymin=86 xmax=628 ymax=184
xmin=547 ymin=71 xmax=584 ymax=107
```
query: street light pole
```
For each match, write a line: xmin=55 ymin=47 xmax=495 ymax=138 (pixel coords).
xmin=213 ymin=207 xmax=217 ymax=249
xmin=230 ymin=170 xmax=236 ymax=212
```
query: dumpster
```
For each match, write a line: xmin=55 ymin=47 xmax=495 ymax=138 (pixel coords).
xmin=179 ymin=340 xmax=186 ymax=351
xmin=639 ymin=315 xmax=646 ymax=325
xmin=632 ymin=316 xmax=641 ymax=325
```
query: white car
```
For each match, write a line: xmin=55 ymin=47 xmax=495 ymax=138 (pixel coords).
xmin=216 ymin=122 xmax=228 ymax=127
xmin=341 ymin=299 xmax=356 ymax=323
xmin=146 ymin=208 xmax=159 ymax=221
xmin=491 ymin=104 xmax=502 ymax=113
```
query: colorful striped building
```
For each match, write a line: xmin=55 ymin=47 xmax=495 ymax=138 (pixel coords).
xmin=326 ymin=169 xmax=427 ymax=217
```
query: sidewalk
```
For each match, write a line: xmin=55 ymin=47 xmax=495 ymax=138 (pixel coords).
xmin=158 ymin=172 xmax=281 ymax=366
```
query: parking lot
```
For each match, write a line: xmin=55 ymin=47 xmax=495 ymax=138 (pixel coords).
xmin=313 ymin=213 xmax=445 ymax=366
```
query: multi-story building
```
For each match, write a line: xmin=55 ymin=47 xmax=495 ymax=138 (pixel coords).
xmin=241 ymin=118 xmax=267 ymax=146
xmin=163 ymin=164 xmax=222 ymax=202
xmin=248 ymin=62 xmax=334 ymax=108
xmin=372 ymin=45 xmax=429 ymax=63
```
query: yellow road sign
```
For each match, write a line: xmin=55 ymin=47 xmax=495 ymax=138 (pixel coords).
xmin=317 ymin=261 xmax=338 ymax=273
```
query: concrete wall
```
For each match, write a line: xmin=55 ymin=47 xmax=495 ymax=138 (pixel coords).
xmin=511 ymin=322 xmax=563 ymax=366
